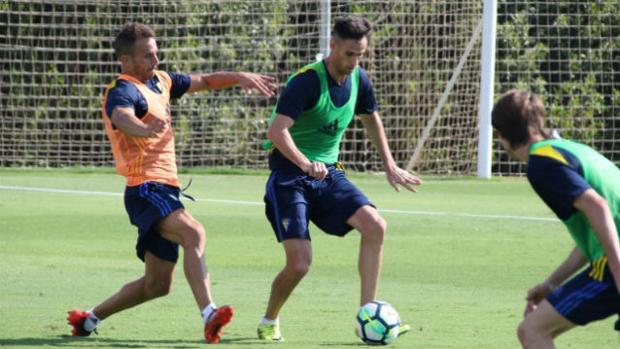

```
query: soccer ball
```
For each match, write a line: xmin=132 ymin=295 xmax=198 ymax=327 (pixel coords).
xmin=356 ymin=300 xmax=401 ymax=345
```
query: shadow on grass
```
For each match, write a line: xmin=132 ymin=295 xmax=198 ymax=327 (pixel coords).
xmin=319 ymin=342 xmax=368 ymax=347
xmin=0 ymin=335 xmax=264 ymax=348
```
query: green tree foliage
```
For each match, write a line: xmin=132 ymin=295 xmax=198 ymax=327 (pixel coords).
xmin=2 ymin=1 xmax=617 ymax=175
xmin=496 ymin=1 xmax=619 ymax=152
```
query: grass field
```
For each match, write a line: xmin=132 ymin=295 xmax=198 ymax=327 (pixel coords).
xmin=0 ymin=169 xmax=616 ymax=348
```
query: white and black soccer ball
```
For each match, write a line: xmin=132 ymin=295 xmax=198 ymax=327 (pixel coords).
xmin=356 ymin=300 xmax=401 ymax=345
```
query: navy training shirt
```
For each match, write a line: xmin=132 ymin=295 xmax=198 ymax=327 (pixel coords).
xmin=275 ymin=61 xmax=377 ymax=120
xmin=105 ymin=72 xmax=191 ymax=119
xmin=527 ymin=147 xmax=591 ymax=220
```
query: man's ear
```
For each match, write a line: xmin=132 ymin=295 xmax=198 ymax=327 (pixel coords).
xmin=329 ymin=37 xmax=336 ymax=51
xmin=119 ymin=54 xmax=131 ymax=66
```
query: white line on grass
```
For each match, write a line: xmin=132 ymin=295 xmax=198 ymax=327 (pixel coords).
xmin=0 ymin=184 xmax=557 ymax=222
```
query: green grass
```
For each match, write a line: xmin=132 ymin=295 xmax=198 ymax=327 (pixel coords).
xmin=0 ymin=170 xmax=616 ymax=348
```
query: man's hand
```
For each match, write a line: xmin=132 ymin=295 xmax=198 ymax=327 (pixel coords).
xmin=145 ymin=118 xmax=168 ymax=137
xmin=386 ymin=166 xmax=422 ymax=192
xmin=301 ymin=161 xmax=328 ymax=180
xmin=524 ymin=281 xmax=555 ymax=317
xmin=238 ymin=72 xmax=277 ymax=97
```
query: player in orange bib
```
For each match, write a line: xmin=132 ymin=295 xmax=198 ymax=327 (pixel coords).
xmin=66 ymin=23 xmax=276 ymax=344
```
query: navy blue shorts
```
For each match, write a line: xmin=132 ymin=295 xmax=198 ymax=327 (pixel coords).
xmin=124 ymin=182 xmax=184 ymax=263
xmin=264 ymin=166 xmax=374 ymax=242
xmin=547 ymin=263 xmax=620 ymax=330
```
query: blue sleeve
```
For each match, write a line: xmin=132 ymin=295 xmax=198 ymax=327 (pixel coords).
xmin=355 ymin=68 xmax=377 ymax=115
xmin=105 ymin=81 xmax=139 ymax=117
xmin=166 ymin=72 xmax=191 ymax=99
xmin=275 ymin=71 xmax=321 ymax=120
xmin=527 ymin=152 xmax=591 ymax=220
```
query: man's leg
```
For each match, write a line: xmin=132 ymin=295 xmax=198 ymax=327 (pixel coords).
xmin=155 ymin=208 xmax=232 ymax=343
xmin=264 ymin=238 xmax=312 ymax=320
xmin=517 ymin=300 xmax=575 ymax=349
xmin=156 ymin=208 xmax=212 ymax=310
xmin=347 ymin=205 xmax=386 ymax=306
xmin=67 ymin=251 xmax=174 ymax=336
xmin=87 ymin=208 xmax=212 ymax=316
xmin=92 ymin=251 xmax=176 ymax=319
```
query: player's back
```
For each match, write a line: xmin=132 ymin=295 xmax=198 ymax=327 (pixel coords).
xmin=546 ymin=139 xmax=620 ymax=200
xmin=530 ymin=138 xmax=620 ymax=262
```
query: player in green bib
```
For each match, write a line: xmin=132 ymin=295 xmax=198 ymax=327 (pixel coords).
xmin=263 ymin=57 xmax=358 ymax=164
xmin=257 ymin=16 xmax=421 ymax=341
xmin=492 ymin=90 xmax=620 ymax=348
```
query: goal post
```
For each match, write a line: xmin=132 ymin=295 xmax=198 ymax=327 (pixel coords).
xmin=318 ymin=0 xmax=331 ymax=61
xmin=476 ymin=0 xmax=497 ymax=179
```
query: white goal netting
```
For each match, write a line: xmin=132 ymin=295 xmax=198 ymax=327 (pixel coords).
xmin=493 ymin=1 xmax=620 ymax=175
xmin=5 ymin=1 xmax=615 ymax=175
xmin=0 ymin=0 xmax=483 ymax=174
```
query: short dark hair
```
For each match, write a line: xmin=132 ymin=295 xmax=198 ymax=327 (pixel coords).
xmin=491 ymin=90 xmax=550 ymax=149
xmin=332 ymin=16 xmax=372 ymax=40
xmin=112 ymin=23 xmax=155 ymax=57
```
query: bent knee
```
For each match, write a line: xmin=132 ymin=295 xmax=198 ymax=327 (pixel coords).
xmin=180 ymin=225 xmax=206 ymax=249
xmin=517 ymin=321 xmax=528 ymax=344
xmin=286 ymin=261 xmax=311 ymax=277
xmin=144 ymin=279 xmax=172 ymax=299
xmin=376 ymin=216 xmax=387 ymax=234
xmin=517 ymin=320 xmax=545 ymax=347
xmin=361 ymin=216 xmax=387 ymax=241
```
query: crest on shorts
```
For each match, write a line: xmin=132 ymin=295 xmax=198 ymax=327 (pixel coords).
xmin=281 ymin=218 xmax=290 ymax=231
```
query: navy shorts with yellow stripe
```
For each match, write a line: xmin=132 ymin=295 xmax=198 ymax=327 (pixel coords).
xmin=124 ymin=182 xmax=184 ymax=263
xmin=546 ymin=261 xmax=620 ymax=330
xmin=264 ymin=165 xmax=374 ymax=242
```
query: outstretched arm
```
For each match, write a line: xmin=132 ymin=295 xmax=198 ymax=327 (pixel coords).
xmin=186 ymin=72 xmax=276 ymax=96
xmin=360 ymin=112 xmax=421 ymax=192
xmin=574 ymin=188 xmax=620 ymax=292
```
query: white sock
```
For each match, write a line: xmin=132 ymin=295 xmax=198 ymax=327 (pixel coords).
xmin=201 ymin=303 xmax=217 ymax=324
xmin=260 ymin=316 xmax=278 ymax=326
xmin=83 ymin=309 xmax=100 ymax=332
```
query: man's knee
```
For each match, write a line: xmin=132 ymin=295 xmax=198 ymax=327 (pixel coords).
xmin=159 ymin=210 xmax=206 ymax=250
xmin=360 ymin=214 xmax=386 ymax=243
xmin=179 ymin=223 xmax=206 ymax=250
xmin=517 ymin=319 xmax=546 ymax=348
xmin=144 ymin=277 xmax=172 ymax=299
xmin=285 ymin=257 xmax=311 ymax=277
xmin=287 ymin=263 xmax=310 ymax=278
xmin=281 ymin=239 xmax=312 ymax=279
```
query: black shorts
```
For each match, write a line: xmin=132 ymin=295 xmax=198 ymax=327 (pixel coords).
xmin=124 ymin=182 xmax=184 ymax=263
xmin=547 ymin=262 xmax=620 ymax=330
xmin=264 ymin=166 xmax=374 ymax=242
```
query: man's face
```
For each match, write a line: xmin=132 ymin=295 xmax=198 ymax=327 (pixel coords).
xmin=125 ymin=37 xmax=159 ymax=81
xmin=329 ymin=36 xmax=368 ymax=76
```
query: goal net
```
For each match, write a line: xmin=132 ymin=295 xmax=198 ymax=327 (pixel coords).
xmin=0 ymin=0 xmax=484 ymax=174
xmin=2 ymin=1 xmax=618 ymax=175
xmin=493 ymin=1 xmax=620 ymax=175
